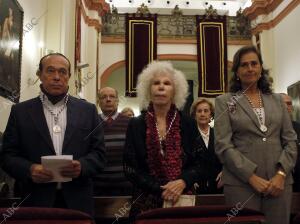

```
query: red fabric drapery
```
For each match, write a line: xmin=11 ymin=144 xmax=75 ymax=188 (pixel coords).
xmin=125 ymin=14 xmax=157 ymax=97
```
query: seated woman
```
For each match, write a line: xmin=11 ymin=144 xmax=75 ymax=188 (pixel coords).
xmin=190 ymin=98 xmax=223 ymax=194
xmin=123 ymin=61 xmax=207 ymax=219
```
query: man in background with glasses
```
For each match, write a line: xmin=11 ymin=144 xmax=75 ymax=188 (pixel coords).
xmin=94 ymin=87 xmax=132 ymax=196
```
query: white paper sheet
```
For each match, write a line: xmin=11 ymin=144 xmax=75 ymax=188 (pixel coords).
xmin=163 ymin=195 xmax=196 ymax=208
xmin=41 ymin=155 xmax=73 ymax=182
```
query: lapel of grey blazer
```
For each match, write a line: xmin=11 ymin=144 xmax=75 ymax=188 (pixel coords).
xmin=261 ymin=93 xmax=273 ymax=129
xmin=234 ymin=92 xmax=262 ymax=131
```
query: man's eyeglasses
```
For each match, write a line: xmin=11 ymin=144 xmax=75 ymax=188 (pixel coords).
xmin=99 ymin=95 xmax=117 ymax=100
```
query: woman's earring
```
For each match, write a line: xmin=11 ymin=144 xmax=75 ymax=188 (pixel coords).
xmin=236 ymin=77 xmax=240 ymax=81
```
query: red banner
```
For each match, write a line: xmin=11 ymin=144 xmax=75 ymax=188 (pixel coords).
xmin=196 ymin=16 xmax=227 ymax=97
xmin=125 ymin=15 xmax=157 ymax=97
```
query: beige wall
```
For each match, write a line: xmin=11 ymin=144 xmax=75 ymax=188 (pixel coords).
xmin=258 ymin=3 xmax=300 ymax=93
xmin=0 ymin=0 xmax=76 ymax=132
xmin=0 ymin=0 xmax=48 ymax=132
xmin=78 ymin=18 xmax=99 ymax=104
xmin=272 ymin=5 xmax=300 ymax=93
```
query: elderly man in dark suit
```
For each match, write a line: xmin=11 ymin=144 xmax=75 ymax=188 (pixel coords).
xmin=0 ymin=53 xmax=105 ymax=216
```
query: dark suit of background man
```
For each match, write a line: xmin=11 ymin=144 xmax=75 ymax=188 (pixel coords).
xmin=281 ymin=93 xmax=300 ymax=192
xmin=0 ymin=53 xmax=106 ymax=216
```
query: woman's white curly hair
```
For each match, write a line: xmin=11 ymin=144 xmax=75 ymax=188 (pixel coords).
xmin=136 ymin=61 xmax=188 ymax=110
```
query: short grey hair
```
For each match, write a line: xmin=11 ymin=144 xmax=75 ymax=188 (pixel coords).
xmin=136 ymin=61 xmax=188 ymax=110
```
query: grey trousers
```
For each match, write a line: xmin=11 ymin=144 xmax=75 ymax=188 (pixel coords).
xmin=224 ymin=184 xmax=292 ymax=224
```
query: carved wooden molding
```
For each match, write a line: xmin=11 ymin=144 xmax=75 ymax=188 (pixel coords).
xmin=101 ymin=36 xmax=252 ymax=45
xmin=243 ymin=0 xmax=283 ymax=20
xmin=79 ymin=0 xmax=102 ymax=32
xmin=251 ymin=0 xmax=300 ymax=35
xmin=83 ymin=0 xmax=109 ymax=17
xmin=158 ymin=54 xmax=197 ymax=61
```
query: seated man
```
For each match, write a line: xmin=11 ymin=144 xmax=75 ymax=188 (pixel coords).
xmin=93 ymin=87 xmax=132 ymax=196
xmin=0 ymin=53 xmax=105 ymax=216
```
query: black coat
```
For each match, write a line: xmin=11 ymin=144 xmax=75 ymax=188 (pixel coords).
xmin=195 ymin=128 xmax=223 ymax=194
xmin=123 ymin=111 xmax=208 ymax=195
xmin=293 ymin=121 xmax=300 ymax=192
xmin=1 ymin=96 xmax=106 ymax=216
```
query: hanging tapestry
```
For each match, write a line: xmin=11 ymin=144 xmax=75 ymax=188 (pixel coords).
xmin=196 ymin=16 xmax=227 ymax=97
xmin=125 ymin=14 xmax=157 ymax=97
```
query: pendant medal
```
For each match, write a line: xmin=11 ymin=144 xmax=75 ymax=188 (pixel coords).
xmin=260 ymin=125 xmax=267 ymax=132
xmin=53 ymin=125 xmax=62 ymax=133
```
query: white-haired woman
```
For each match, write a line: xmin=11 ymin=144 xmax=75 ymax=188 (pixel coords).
xmin=124 ymin=61 xmax=207 ymax=219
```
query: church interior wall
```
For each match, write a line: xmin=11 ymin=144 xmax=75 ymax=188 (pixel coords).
xmin=1 ymin=0 xmax=300 ymax=131
xmin=272 ymin=4 xmax=300 ymax=93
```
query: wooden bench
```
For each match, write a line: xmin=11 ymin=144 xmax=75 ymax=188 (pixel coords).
xmin=93 ymin=193 xmax=300 ymax=219
xmin=0 ymin=193 xmax=299 ymax=219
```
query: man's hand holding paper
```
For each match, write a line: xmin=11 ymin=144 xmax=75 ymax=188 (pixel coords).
xmin=30 ymin=164 xmax=53 ymax=183
xmin=41 ymin=155 xmax=74 ymax=182
xmin=60 ymin=160 xmax=81 ymax=178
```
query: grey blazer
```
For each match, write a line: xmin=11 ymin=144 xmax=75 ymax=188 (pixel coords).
xmin=214 ymin=92 xmax=297 ymax=187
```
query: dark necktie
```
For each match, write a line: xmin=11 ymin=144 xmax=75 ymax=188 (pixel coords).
xmin=106 ymin=116 xmax=113 ymax=124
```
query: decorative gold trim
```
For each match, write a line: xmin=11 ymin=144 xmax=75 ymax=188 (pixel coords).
xmin=158 ymin=38 xmax=197 ymax=44
xmin=227 ymin=40 xmax=252 ymax=45
xmin=251 ymin=0 xmax=300 ymax=35
xmin=136 ymin=3 xmax=150 ymax=15
xmin=158 ymin=54 xmax=197 ymax=61
xmin=101 ymin=36 xmax=252 ymax=45
xmin=101 ymin=36 xmax=126 ymax=43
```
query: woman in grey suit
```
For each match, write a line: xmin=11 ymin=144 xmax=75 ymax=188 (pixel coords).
xmin=214 ymin=46 xmax=297 ymax=224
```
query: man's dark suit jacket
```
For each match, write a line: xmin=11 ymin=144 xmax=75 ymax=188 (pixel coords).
xmin=1 ymin=96 xmax=106 ymax=216
xmin=293 ymin=121 xmax=300 ymax=192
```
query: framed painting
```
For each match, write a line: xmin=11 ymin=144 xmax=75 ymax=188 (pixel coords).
xmin=288 ymin=81 xmax=300 ymax=123
xmin=0 ymin=0 xmax=23 ymax=103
